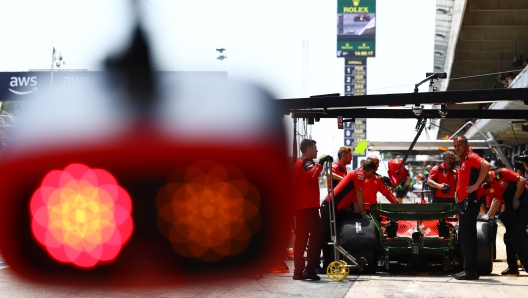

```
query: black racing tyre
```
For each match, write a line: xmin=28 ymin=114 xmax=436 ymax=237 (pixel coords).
xmin=475 ymin=221 xmax=493 ymax=275
xmin=490 ymin=220 xmax=498 ymax=260
xmin=492 ymin=241 xmax=496 ymax=260
xmin=338 ymin=218 xmax=380 ymax=254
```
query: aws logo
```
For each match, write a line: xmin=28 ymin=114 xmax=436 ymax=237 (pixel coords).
xmin=63 ymin=76 xmax=90 ymax=86
xmin=9 ymin=76 xmax=38 ymax=95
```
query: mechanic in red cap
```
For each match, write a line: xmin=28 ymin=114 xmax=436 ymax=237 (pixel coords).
xmin=388 ymin=158 xmax=410 ymax=204
xmin=320 ymin=159 xmax=375 ymax=270
xmin=453 ymin=135 xmax=491 ymax=280
xmin=291 ymin=139 xmax=332 ymax=281
xmin=362 ymin=156 xmax=398 ymax=211
xmin=427 ymin=150 xmax=457 ymax=204
xmin=478 ymin=166 xmax=526 ymax=275
xmin=331 ymin=146 xmax=352 ymax=187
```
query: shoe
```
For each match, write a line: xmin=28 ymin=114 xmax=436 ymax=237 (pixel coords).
xmin=302 ymin=272 xmax=321 ymax=280
xmin=292 ymin=273 xmax=307 ymax=280
xmin=454 ymin=271 xmax=479 ymax=280
xmin=501 ymin=268 xmax=519 ymax=275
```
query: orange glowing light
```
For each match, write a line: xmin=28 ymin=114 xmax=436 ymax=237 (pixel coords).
xmin=30 ymin=163 xmax=133 ymax=268
xmin=157 ymin=160 xmax=261 ymax=262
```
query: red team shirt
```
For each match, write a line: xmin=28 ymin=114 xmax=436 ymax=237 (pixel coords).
xmin=331 ymin=161 xmax=348 ymax=187
xmin=362 ymin=175 xmax=398 ymax=209
xmin=325 ymin=169 xmax=364 ymax=211
xmin=456 ymin=148 xmax=485 ymax=203
xmin=292 ymin=155 xmax=323 ymax=211
xmin=428 ymin=163 xmax=457 ymax=198
xmin=477 ymin=168 xmax=520 ymax=203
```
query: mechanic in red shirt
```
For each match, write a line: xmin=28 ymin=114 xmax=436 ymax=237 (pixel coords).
xmin=291 ymin=139 xmax=331 ymax=281
xmin=361 ymin=156 xmax=398 ymax=212
xmin=427 ymin=150 xmax=457 ymax=204
xmin=453 ymin=135 xmax=491 ymax=280
xmin=320 ymin=159 xmax=374 ymax=270
xmin=331 ymin=146 xmax=352 ymax=187
xmin=478 ymin=167 xmax=526 ymax=275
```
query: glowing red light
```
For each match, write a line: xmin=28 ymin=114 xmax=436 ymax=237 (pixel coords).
xmin=157 ymin=160 xmax=261 ymax=262
xmin=30 ymin=163 xmax=133 ymax=268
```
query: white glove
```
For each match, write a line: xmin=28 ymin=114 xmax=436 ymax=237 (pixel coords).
xmin=479 ymin=214 xmax=490 ymax=222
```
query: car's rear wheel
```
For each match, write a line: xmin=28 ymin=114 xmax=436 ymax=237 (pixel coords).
xmin=475 ymin=221 xmax=493 ymax=275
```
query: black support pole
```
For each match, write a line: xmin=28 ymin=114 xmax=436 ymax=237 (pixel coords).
xmin=397 ymin=119 xmax=427 ymax=174
xmin=292 ymin=116 xmax=297 ymax=165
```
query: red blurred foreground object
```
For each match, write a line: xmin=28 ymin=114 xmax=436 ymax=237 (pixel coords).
xmin=0 ymin=124 xmax=292 ymax=286
xmin=0 ymin=18 xmax=292 ymax=287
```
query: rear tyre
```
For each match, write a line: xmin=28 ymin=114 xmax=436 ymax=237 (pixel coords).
xmin=475 ymin=221 xmax=493 ymax=275
xmin=491 ymin=220 xmax=497 ymax=260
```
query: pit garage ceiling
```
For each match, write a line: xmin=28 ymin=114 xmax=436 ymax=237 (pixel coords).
xmin=436 ymin=0 xmax=528 ymax=144
xmin=448 ymin=0 xmax=528 ymax=91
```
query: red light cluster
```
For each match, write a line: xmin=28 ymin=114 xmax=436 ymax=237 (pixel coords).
xmin=30 ymin=164 xmax=133 ymax=268
xmin=156 ymin=160 xmax=262 ymax=262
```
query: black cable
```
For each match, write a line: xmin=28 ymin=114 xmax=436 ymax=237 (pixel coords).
xmin=450 ymin=70 xmax=523 ymax=81
xmin=428 ymin=121 xmax=457 ymax=135
xmin=367 ymin=69 xmax=524 ymax=92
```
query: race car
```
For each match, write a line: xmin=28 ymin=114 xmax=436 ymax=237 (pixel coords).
xmin=337 ymin=203 xmax=495 ymax=274
xmin=370 ymin=203 xmax=494 ymax=273
xmin=354 ymin=14 xmax=371 ymax=22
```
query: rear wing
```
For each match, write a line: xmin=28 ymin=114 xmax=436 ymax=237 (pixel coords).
xmin=370 ymin=203 xmax=458 ymax=221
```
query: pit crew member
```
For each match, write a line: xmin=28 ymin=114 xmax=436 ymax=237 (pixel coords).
xmin=453 ymin=135 xmax=491 ymax=280
xmin=427 ymin=150 xmax=457 ymax=204
xmin=478 ymin=167 xmax=526 ymax=275
xmin=320 ymin=159 xmax=375 ymax=270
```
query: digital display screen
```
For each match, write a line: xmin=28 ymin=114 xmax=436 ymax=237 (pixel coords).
xmin=337 ymin=0 xmax=376 ymax=57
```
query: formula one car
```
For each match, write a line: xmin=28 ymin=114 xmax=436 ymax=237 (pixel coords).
xmin=338 ymin=203 xmax=494 ymax=274
xmin=354 ymin=14 xmax=371 ymax=22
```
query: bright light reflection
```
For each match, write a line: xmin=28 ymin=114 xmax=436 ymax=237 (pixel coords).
xmin=157 ymin=160 xmax=261 ymax=262
xmin=30 ymin=163 xmax=133 ymax=268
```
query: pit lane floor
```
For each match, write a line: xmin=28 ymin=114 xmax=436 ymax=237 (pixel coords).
xmin=0 ymin=252 xmax=525 ymax=298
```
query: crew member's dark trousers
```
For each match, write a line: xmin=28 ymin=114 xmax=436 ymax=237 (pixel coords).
xmin=320 ymin=200 xmax=333 ymax=268
xmin=502 ymin=196 xmax=521 ymax=269
xmin=457 ymin=194 xmax=480 ymax=274
xmin=294 ymin=208 xmax=322 ymax=275
xmin=504 ymin=233 xmax=518 ymax=269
